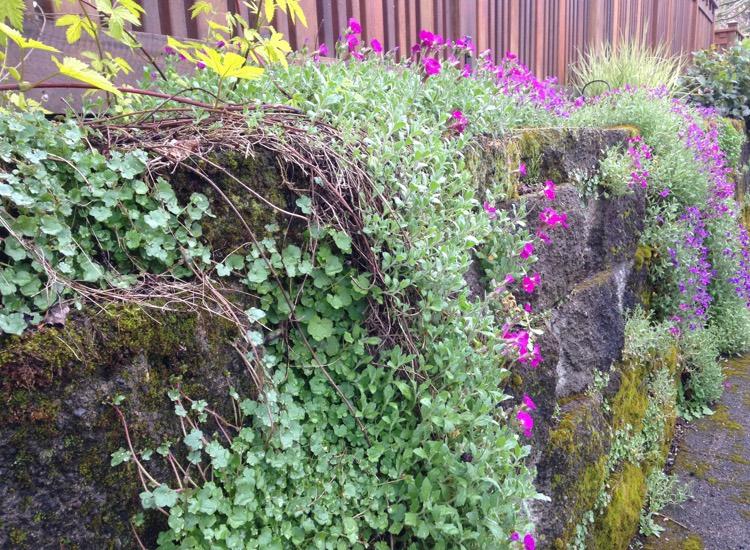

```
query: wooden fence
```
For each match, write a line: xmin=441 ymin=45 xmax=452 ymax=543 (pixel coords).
xmin=26 ymin=0 xmax=716 ymax=83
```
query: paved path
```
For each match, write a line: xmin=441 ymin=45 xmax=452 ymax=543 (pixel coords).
xmin=643 ymin=355 xmax=750 ymax=550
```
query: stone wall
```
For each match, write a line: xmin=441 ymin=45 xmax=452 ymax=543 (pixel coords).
xmin=0 ymin=129 xmax=674 ymax=549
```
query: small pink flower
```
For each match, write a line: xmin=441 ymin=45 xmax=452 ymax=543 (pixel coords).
xmin=450 ymin=110 xmax=468 ymax=133
xmin=517 ymin=410 xmax=534 ymax=437
xmin=419 ymin=29 xmax=435 ymax=46
xmin=659 ymin=188 xmax=671 ymax=198
xmin=522 ymin=273 xmax=541 ymax=293
xmin=523 ymin=302 xmax=532 ymax=313
xmin=539 ymin=207 xmax=568 ymax=229
xmin=318 ymin=43 xmax=329 ymax=56
xmin=483 ymin=201 xmax=497 ymax=219
xmin=423 ymin=56 xmax=441 ymax=76
xmin=522 ymin=394 xmax=537 ymax=410
xmin=505 ymin=274 xmax=515 ymax=284
xmin=519 ymin=242 xmax=534 ymax=259
xmin=529 ymin=344 xmax=543 ymax=367
xmin=519 ymin=162 xmax=527 ymax=176
xmin=196 ymin=61 xmax=206 ymax=69
xmin=351 ymin=51 xmax=364 ymax=61
xmin=371 ymin=38 xmax=383 ymax=53
xmin=524 ymin=533 xmax=536 ymax=550
xmin=510 ymin=532 xmax=521 ymax=541
xmin=348 ymin=18 xmax=362 ymax=34
xmin=347 ymin=34 xmax=360 ymax=51
xmin=536 ymin=230 xmax=551 ymax=244
xmin=543 ymin=180 xmax=556 ymax=200
xmin=461 ymin=64 xmax=472 ymax=78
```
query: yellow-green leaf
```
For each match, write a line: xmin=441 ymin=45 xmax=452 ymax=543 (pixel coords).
xmin=287 ymin=0 xmax=307 ymax=27
xmin=190 ymin=1 xmax=214 ymax=19
xmin=264 ymin=0 xmax=275 ymax=23
xmin=112 ymin=56 xmax=133 ymax=74
xmin=119 ymin=0 xmax=145 ymax=16
xmin=0 ymin=0 xmax=24 ymax=31
xmin=52 ymin=56 xmax=122 ymax=96
xmin=232 ymin=65 xmax=264 ymax=80
xmin=0 ymin=22 xmax=60 ymax=52
xmin=56 ymin=14 xmax=83 ymax=44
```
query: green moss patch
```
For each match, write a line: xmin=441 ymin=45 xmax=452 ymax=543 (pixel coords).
xmin=591 ymin=462 xmax=647 ymax=549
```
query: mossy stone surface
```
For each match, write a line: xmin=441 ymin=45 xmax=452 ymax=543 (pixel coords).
xmin=0 ymin=305 xmax=244 ymax=549
xmin=591 ymin=462 xmax=646 ymax=549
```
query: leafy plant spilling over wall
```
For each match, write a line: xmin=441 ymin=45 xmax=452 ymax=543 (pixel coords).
xmin=1 ymin=8 xmax=749 ymax=550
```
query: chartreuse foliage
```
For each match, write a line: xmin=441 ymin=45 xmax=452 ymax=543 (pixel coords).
xmin=0 ymin=0 xmax=304 ymax=110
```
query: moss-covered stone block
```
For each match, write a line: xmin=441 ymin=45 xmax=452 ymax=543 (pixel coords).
xmin=0 ymin=305 xmax=244 ymax=549
xmin=533 ymin=397 xmax=610 ymax=547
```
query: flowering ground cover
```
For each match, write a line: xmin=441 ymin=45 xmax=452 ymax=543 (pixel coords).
xmin=1 ymin=15 xmax=749 ymax=549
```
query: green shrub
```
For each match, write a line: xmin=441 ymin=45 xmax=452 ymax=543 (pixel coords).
xmin=623 ymin=307 xmax=673 ymax=364
xmin=639 ymin=469 xmax=689 ymax=537
xmin=679 ymin=328 xmax=723 ymax=419
xmin=681 ymin=39 xmax=750 ymax=126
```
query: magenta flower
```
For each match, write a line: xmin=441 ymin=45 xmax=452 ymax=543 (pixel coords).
xmin=503 ymin=328 xmax=530 ymax=360
xmin=461 ymin=64 xmax=472 ymax=78
xmin=196 ymin=61 xmax=206 ymax=69
xmin=529 ymin=344 xmax=542 ymax=367
xmin=517 ymin=410 xmax=534 ymax=437
xmin=519 ymin=242 xmax=534 ymax=259
xmin=524 ymin=533 xmax=536 ymax=550
xmin=659 ymin=188 xmax=670 ymax=198
xmin=419 ymin=29 xmax=435 ymax=46
xmin=164 ymin=46 xmax=175 ymax=55
xmin=522 ymin=394 xmax=537 ymax=410
xmin=523 ymin=302 xmax=532 ymax=313
xmin=318 ymin=42 xmax=329 ymax=56
xmin=216 ymin=40 xmax=225 ymax=48
xmin=539 ymin=207 xmax=568 ymax=229
xmin=505 ymin=274 xmax=515 ymax=284
xmin=371 ymin=38 xmax=383 ymax=53
xmin=423 ymin=56 xmax=441 ymax=76
xmin=347 ymin=34 xmax=360 ymax=51
xmin=483 ymin=201 xmax=497 ymax=219
xmin=536 ymin=229 xmax=551 ymax=244
xmin=519 ymin=162 xmax=527 ymax=176
xmin=510 ymin=532 xmax=521 ymax=541
xmin=348 ymin=17 xmax=362 ymax=34
xmin=450 ymin=110 xmax=468 ymax=133
xmin=543 ymin=180 xmax=557 ymax=200
xmin=522 ymin=273 xmax=541 ymax=293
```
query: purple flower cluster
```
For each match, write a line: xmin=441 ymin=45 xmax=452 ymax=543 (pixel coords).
xmin=669 ymin=206 xmax=715 ymax=331
xmin=626 ymin=135 xmax=652 ymax=189
xmin=669 ymin=99 xmax=750 ymax=306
